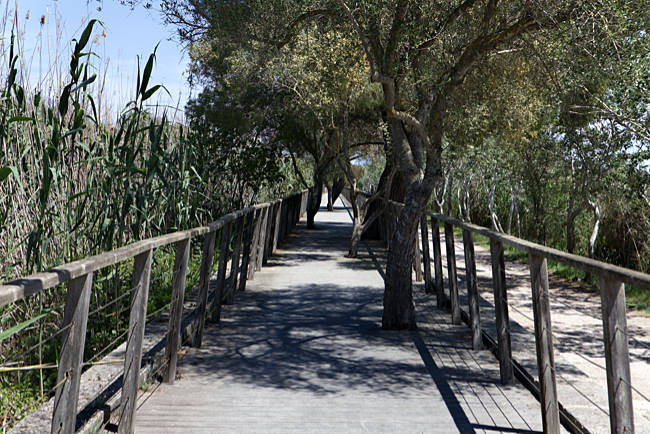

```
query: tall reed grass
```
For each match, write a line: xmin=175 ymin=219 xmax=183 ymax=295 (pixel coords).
xmin=0 ymin=5 xmax=298 ymax=425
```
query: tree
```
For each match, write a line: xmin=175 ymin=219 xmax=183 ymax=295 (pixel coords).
xmin=131 ymin=0 xmax=646 ymax=329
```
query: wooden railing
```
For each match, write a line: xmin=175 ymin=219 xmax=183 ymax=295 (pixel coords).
xmin=374 ymin=199 xmax=649 ymax=434
xmin=0 ymin=189 xmax=309 ymax=434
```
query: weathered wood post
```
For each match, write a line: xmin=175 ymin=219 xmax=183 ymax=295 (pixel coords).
xmin=164 ymin=238 xmax=191 ymax=384
xmin=272 ymin=201 xmax=282 ymax=253
xmin=51 ymin=273 xmax=93 ymax=434
xmin=118 ymin=248 xmax=153 ymax=434
xmin=212 ymin=222 xmax=232 ymax=323
xmin=529 ymin=254 xmax=560 ymax=434
xmin=444 ymin=223 xmax=461 ymax=324
xmin=280 ymin=200 xmax=288 ymax=242
xmin=420 ymin=215 xmax=433 ymax=294
xmin=600 ymin=276 xmax=634 ymax=434
xmin=413 ymin=221 xmax=423 ymax=282
xmin=255 ymin=207 xmax=270 ymax=272
xmin=431 ymin=218 xmax=444 ymax=308
xmin=263 ymin=204 xmax=276 ymax=265
xmin=239 ymin=210 xmax=257 ymax=292
xmin=192 ymin=231 xmax=216 ymax=348
xmin=226 ymin=216 xmax=244 ymax=305
xmin=248 ymin=210 xmax=263 ymax=280
xmin=462 ymin=229 xmax=482 ymax=351
xmin=489 ymin=239 xmax=514 ymax=384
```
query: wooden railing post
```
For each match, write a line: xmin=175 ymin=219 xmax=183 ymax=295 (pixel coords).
xmin=226 ymin=216 xmax=244 ymax=305
xmin=413 ymin=221 xmax=423 ymax=282
xmin=462 ymin=229 xmax=482 ymax=351
xmin=212 ymin=222 xmax=232 ymax=323
xmin=430 ymin=218 xmax=444 ymax=308
xmin=600 ymin=276 xmax=634 ymax=434
xmin=272 ymin=201 xmax=282 ymax=253
xmin=262 ymin=205 xmax=274 ymax=265
xmin=239 ymin=210 xmax=256 ymax=292
xmin=529 ymin=254 xmax=560 ymax=434
xmin=489 ymin=239 xmax=514 ymax=384
xmin=192 ymin=231 xmax=216 ymax=348
xmin=420 ymin=215 xmax=433 ymax=294
xmin=164 ymin=238 xmax=190 ymax=384
xmin=248 ymin=210 xmax=263 ymax=280
xmin=444 ymin=223 xmax=461 ymax=324
xmin=255 ymin=207 xmax=269 ymax=272
xmin=118 ymin=248 xmax=153 ymax=434
xmin=51 ymin=273 xmax=93 ymax=434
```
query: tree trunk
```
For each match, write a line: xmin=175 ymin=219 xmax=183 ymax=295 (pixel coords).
xmin=327 ymin=184 xmax=334 ymax=211
xmin=566 ymin=209 xmax=580 ymax=254
xmin=332 ymin=177 xmax=345 ymax=204
xmin=383 ymin=200 xmax=420 ymax=330
xmin=349 ymin=215 xmax=363 ymax=257
xmin=382 ymin=108 xmax=443 ymax=329
xmin=307 ymin=180 xmax=323 ymax=229
xmin=585 ymin=200 xmax=600 ymax=283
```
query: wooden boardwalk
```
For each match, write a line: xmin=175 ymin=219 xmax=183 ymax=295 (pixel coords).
xmin=134 ymin=198 xmax=549 ymax=433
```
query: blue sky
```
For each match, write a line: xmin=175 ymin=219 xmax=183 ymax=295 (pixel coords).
xmin=7 ymin=0 xmax=190 ymax=120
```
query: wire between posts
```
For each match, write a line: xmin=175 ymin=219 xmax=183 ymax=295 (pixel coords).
xmin=1 ymin=322 xmax=73 ymax=369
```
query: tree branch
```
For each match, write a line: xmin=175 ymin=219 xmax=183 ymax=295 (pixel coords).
xmin=289 ymin=148 xmax=310 ymax=189
xmin=385 ymin=0 xmax=410 ymax=72
xmin=416 ymin=0 xmax=479 ymax=51
xmin=276 ymin=9 xmax=338 ymax=49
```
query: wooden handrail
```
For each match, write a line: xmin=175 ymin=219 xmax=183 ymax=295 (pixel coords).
xmin=3 ymin=189 xmax=310 ymax=434
xmin=0 ymin=197 xmax=310 ymax=308
xmin=375 ymin=199 xmax=640 ymax=434
xmin=426 ymin=211 xmax=650 ymax=292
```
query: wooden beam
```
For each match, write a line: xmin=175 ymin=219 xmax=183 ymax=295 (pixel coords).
xmin=212 ymin=222 xmax=232 ymax=323
xmin=118 ymin=249 xmax=153 ymax=434
xmin=413 ymin=221 xmax=423 ymax=282
xmin=444 ymin=223 xmax=461 ymax=324
xmin=192 ymin=231 xmax=216 ymax=348
xmin=600 ymin=276 xmax=634 ymax=434
xmin=51 ymin=273 xmax=93 ymax=434
xmin=239 ymin=210 xmax=257 ymax=292
xmin=164 ymin=238 xmax=191 ymax=384
xmin=430 ymin=219 xmax=444 ymax=308
xmin=490 ymin=239 xmax=513 ymax=384
xmin=420 ymin=214 xmax=433 ymax=294
xmin=462 ymin=229 xmax=482 ymax=351
xmin=529 ymin=254 xmax=560 ymax=434
xmin=226 ymin=216 xmax=245 ymax=305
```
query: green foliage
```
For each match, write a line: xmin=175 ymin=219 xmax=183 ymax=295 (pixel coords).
xmin=0 ymin=16 xmax=291 ymax=428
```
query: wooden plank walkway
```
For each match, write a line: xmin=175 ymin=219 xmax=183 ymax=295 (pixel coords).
xmin=134 ymin=197 xmax=549 ymax=433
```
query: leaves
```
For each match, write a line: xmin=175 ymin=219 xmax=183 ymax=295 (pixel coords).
xmin=0 ymin=311 xmax=50 ymax=343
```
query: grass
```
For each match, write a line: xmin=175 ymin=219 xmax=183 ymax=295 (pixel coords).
xmin=440 ymin=221 xmax=650 ymax=315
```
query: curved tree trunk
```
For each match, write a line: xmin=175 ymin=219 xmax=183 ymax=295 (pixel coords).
xmin=307 ymin=179 xmax=323 ymax=229
xmin=349 ymin=215 xmax=364 ymax=257
xmin=382 ymin=191 xmax=423 ymax=330
xmin=382 ymin=110 xmax=443 ymax=330
xmin=327 ymin=184 xmax=334 ymax=211
xmin=332 ymin=177 xmax=345 ymax=204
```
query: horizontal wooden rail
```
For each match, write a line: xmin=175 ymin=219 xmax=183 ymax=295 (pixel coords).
xmin=372 ymin=198 xmax=642 ymax=434
xmin=0 ymin=199 xmax=308 ymax=308
xmin=2 ymin=189 xmax=310 ymax=434
xmin=427 ymin=212 xmax=650 ymax=292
